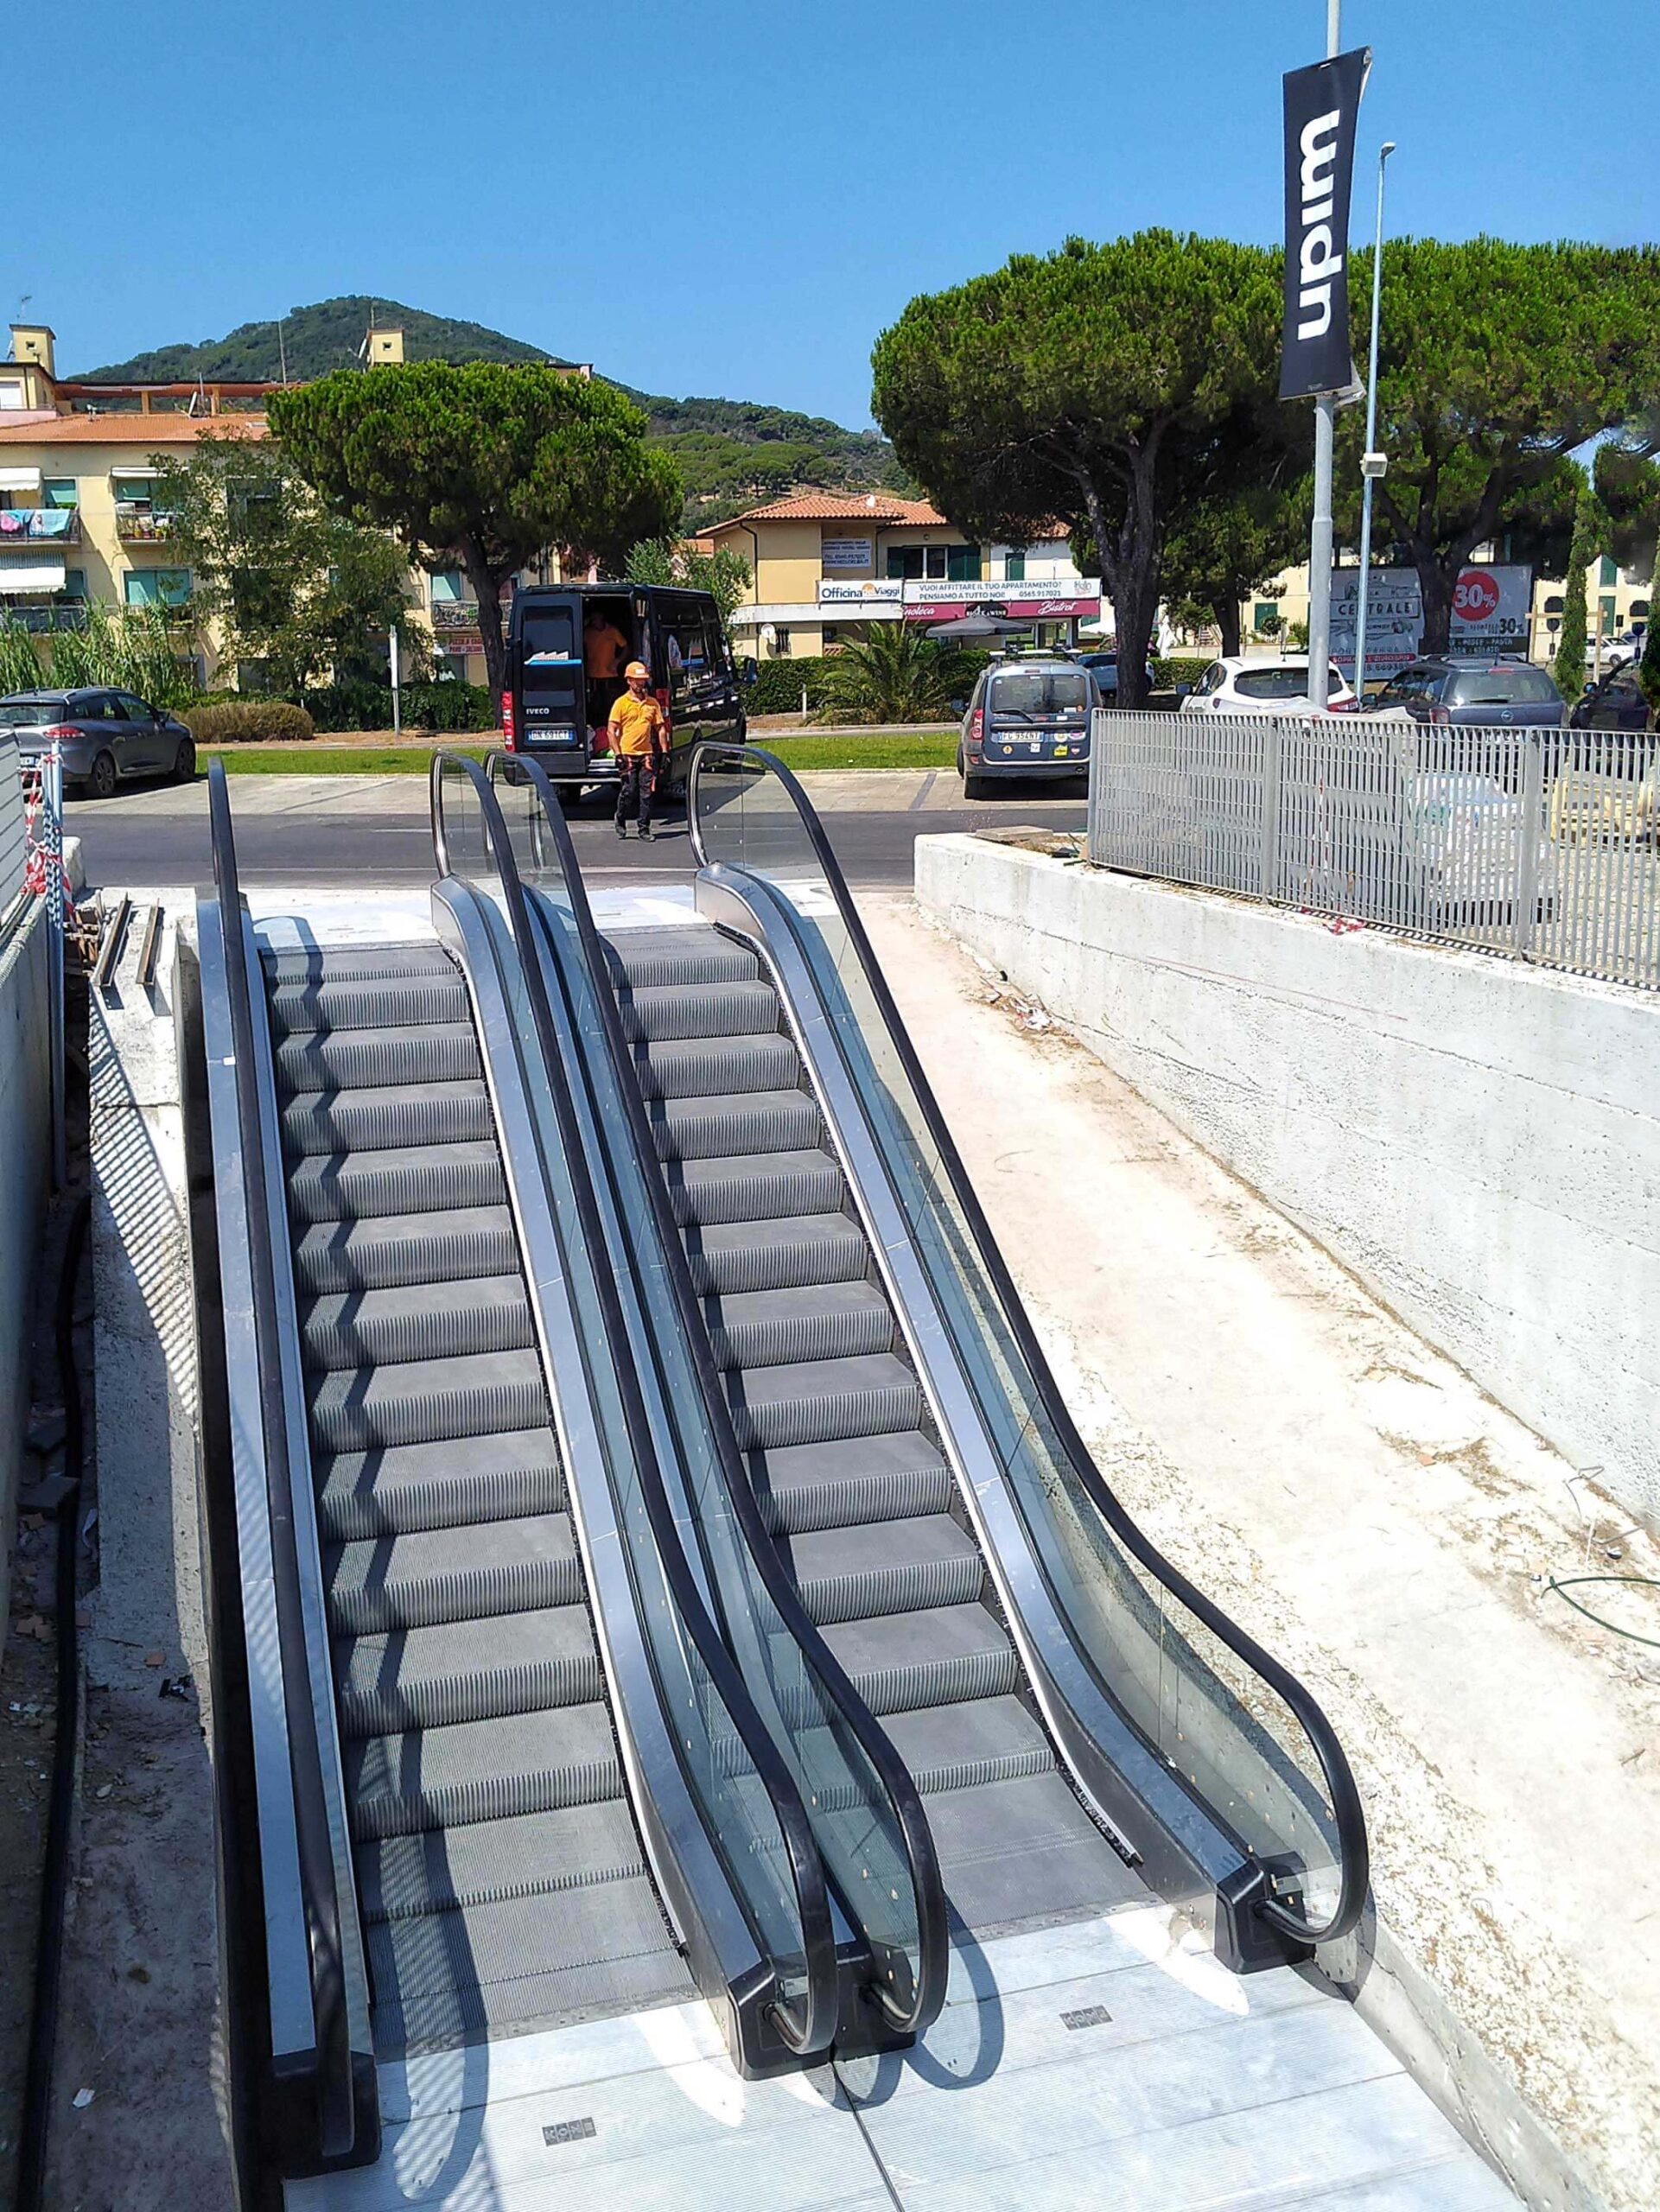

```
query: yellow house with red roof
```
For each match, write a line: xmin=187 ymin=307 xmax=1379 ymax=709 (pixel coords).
xmin=692 ymin=492 xmax=1100 ymax=658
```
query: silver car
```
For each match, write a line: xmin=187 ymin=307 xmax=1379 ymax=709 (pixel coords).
xmin=0 ymin=688 xmax=196 ymax=798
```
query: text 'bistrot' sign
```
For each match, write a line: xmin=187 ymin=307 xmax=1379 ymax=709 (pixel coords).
xmin=1280 ymin=47 xmax=1371 ymax=401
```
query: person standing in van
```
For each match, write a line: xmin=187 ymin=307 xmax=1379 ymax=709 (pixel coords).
xmin=584 ymin=603 xmax=630 ymax=732
xmin=610 ymin=660 xmax=668 ymax=840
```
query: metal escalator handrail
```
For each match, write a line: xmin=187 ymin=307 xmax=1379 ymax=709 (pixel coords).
xmin=492 ymin=750 xmax=950 ymax=2039
xmin=429 ymin=751 xmax=837 ymax=2057
xmin=207 ymin=758 xmax=357 ymax=2157
xmin=687 ymin=741 xmax=1370 ymax=1950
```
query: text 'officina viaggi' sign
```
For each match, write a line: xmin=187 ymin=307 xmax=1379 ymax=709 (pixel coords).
xmin=1280 ymin=46 xmax=1371 ymax=401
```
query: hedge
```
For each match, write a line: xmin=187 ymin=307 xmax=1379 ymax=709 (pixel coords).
xmin=185 ymin=701 xmax=315 ymax=744
xmin=302 ymin=679 xmax=498 ymax=734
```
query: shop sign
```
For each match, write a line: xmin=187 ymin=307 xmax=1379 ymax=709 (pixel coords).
xmin=821 ymin=537 xmax=873 ymax=570
xmin=903 ymin=586 xmax=1101 ymax=621
xmin=818 ymin=577 xmax=904 ymax=605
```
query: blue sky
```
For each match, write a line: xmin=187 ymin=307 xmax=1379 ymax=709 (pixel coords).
xmin=10 ymin=0 xmax=1655 ymax=426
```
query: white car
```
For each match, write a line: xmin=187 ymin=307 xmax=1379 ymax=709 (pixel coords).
xmin=1180 ymin=655 xmax=1356 ymax=713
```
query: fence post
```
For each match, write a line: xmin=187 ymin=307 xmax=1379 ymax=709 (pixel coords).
xmin=1511 ymin=734 xmax=1543 ymax=962
xmin=1259 ymin=716 xmax=1283 ymax=899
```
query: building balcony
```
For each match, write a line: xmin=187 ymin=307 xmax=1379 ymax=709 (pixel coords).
xmin=0 ymin=506 xmax=81 ymax=546
xmin=0 ymin=601 xmax=90 ymax=632
xmin=115 ymin=508 xmax=175 ymax=543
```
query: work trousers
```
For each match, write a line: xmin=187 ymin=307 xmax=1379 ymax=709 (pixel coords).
xmin=614 ymin=753 xmax=658 ymax=832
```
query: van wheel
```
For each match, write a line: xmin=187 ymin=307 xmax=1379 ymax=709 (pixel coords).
xmin=964 ymin=771 xmax=992 ymax=800
xmin=557 ymin=784 xmax=583 ymax=809
xmin=86 ymin=751 xmax=118 ymax=801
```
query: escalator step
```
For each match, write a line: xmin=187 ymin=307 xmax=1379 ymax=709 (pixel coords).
xmin=822 ymin=1604 xmax=1022 ymax=1718
xmin=282 ymin=1078 xmax=494 ymax=1160
xmin=262 ymin=943 xmax=457 ymax=987
xmin=647 ymin=1088 xmax=821 ymax=1163
xmin=267 ymin=971 xmax=470 ymax=1038
xmin=335 ymin=1605 xmax=601 ymax=1735
xmin=293 ymin=1205 xmax=519 ymax=1295
xmin=667 ymin=1148 xmax=844 ymax=1229
xmin=367 ymin=1884 xmax=689 ymax=2058
xmin=602 ymin=929 xmax=758 ymax=988
xmin=684 ymin=1212 xmax=868 ymax=1297
xmin=706 ymin=1281 xmax=892 ymax=1370
xmin=301 ymin=1274 xmax=532 ymax=1372
xmin=286 ymin=1138 xmax=505 ymax=1224
xmin=317 ymin=1427 xmax=564 ymax=1541
xmin=630 ymin=1032 xmax=798 ymax=1102
xmin=791 ymin=1514 xmax=985 ymax=1625
xmin=307 ymin=1346 xmax=547 ymax=1453
xmin=358 ymin=1800 xmax=648 ymax=1923
xmin=879 ymin=1693 xmax=1058 ymax=1796
xmin=616 ymin=980 xmax=779 ymax=1044
xmin=922 ymin=1770 xmax=1144 ymax=1931
xmin=754 ymin=1432 xmax=954 ymax=1535
xmin=725 ymin=1352 xmax=923 ymax=1452
xmin=347 ymin=1700 xmax=623 ymax=1838
xmin=327 ymin=1507 xmax=578 ymax=1634
xmin=275 ymin=1020 xmax=480 ymax=1093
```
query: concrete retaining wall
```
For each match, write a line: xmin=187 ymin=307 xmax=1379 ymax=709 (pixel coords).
xmin=916 ymin=834 xmax=1660 ymax=1532
xmin=0 ymin=899 xmax=53 ymax=1643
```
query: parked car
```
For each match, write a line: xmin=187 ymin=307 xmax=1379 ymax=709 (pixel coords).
xmin=1355 ymin=656 xmax=1566 ymax=730
xmin=1077 ymin=651 xmax=1156 ymax=702
xmin=1602 ymin=624 xmax=1646 ymax=671
xmin=957 ymin=654 xmax=1097 ymax=798
xmin=1403 ymin=768 xmax=1558 ymax=924
xmin=1178 ymin=656 xmax=1354 ymax=713
xmin=1570 ymin=664 xmax=1652 ymax=734
xmin=0 ymin=688 xmax=195 ymax=798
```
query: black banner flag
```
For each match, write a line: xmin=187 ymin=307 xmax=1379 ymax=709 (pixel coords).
xmin=1280 ymin=46 xmax=1371 ymax=401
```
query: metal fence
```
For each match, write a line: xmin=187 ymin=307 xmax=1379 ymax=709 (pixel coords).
xmin=1086 ymin=708 xmax=1660 ymax=991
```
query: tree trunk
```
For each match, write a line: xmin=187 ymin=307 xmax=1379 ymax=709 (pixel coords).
xmin=1083 ymin=456 xmax=1162 ymax=709
xmin=461 ymin=540 xmax=508 ymax=702
xmin=1411 ymin=556 xmax=1460 ymax=654
xmin=1211 ymin=592 xmax=1243 ymax=658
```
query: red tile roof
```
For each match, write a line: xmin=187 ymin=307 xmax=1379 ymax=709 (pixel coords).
xmin=0 ymin=413 xmax=268 ymax=445
xmin=696 ymin=491 xmax=951 ymax=531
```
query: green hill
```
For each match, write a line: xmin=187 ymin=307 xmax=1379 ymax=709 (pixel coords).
xmin=76 ymin=295 xmax=906 ymax=524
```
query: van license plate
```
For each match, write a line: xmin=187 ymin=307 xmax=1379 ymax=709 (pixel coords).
xmin=537 ymin=728 xmax=576 ymax=745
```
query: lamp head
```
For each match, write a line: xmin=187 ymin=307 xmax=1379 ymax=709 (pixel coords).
xmin=1381 ymin=141 xmax=1396 ymax=160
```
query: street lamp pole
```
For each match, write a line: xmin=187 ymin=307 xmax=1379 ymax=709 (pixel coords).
xmin=1352 ymin=140 xmax=1396 ymax=703
xmin=1304 ymin=0 xmax=1343 ymax=709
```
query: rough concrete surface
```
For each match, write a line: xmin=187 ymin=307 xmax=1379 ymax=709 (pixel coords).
xmin=913 ymin=834 xmax=1660 ymax=1536
xmin=866 ymin=888 xmax=1659 ymax=2212
xmin=59 ymin=899 xmax=236 ymax=2209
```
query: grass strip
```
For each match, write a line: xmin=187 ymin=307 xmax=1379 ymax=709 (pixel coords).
xmin=205 ymin=743 xmax=494 ymax=775
xmin=204 ymin=731 xmax=960 ymax=776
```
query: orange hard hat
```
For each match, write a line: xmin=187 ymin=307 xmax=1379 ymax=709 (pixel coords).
xmin=624 ymin=660 xmax=649 ymax=680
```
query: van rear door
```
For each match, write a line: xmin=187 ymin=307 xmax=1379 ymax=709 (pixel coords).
xmin=512 ymin=592 xmax=588 ymax=765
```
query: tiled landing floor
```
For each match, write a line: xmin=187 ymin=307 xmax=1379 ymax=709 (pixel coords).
xmin=289 ymin=1904 xmax=1516 ymax=2210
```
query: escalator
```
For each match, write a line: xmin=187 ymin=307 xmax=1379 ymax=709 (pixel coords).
xmin=499 ymin=741 xmax=1369 ymax=1981
xmin=262 ymin=935 xmax=690 ymax=2053
xmin=197 ymin=757 xmax=918 ymax=2184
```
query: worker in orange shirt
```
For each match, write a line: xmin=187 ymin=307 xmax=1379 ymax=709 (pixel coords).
xmin=609 ymin=660 xmax=668 ymax=841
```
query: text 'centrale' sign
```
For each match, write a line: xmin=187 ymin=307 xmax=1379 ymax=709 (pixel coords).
xmin=1328 ymin=564 xmax=1533 ymax=674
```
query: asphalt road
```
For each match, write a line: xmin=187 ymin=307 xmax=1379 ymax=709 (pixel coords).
xmin=67 ymin=768 xmax=1087 ymax=893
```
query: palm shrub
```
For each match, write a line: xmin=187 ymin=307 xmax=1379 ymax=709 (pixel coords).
xmin=0 ymin=621 xmax=43 ymax=696
xmin=816 ymin=625 xmax=972 ymax=724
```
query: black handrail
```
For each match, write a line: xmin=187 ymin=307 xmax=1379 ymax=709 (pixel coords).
xmin=428 ymin=752 xmax=837 ymax=2057
xmin=688 ymin=741 xmax=1370 ymax=1949
xmin=492 ymin=751 xmax=950 ymax=2038
xmin=207 ymin=759 xmax=357 ymax=2158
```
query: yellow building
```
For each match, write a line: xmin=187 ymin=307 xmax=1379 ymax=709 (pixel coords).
xmin=0 ymin=319 xmax=595 ymax=692
xmin=693 ymin=493 xmax=1101 ymax=658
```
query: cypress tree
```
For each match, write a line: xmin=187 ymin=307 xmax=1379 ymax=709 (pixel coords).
xmin=1554 ymin=499 xmax=1594 ymax=703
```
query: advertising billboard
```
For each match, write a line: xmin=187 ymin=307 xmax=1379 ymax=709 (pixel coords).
xmin=1329 ymin=564 xmax=1533 ymax=676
